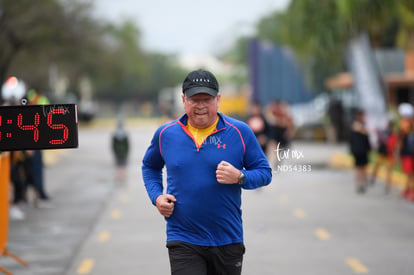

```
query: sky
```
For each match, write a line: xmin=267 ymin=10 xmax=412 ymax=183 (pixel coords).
xmin=92 ymin=0 xmax=291 ymax=56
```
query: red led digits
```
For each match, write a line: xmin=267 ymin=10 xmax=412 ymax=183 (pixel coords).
xmin=0 ymin=104 xmax=78 ymax=151
xmin=47 ymin=108 xmax=69 ymax=145
xmin=17 ymin=112 xmax=40 ymax=142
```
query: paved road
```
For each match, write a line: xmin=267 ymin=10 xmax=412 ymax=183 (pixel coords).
xmin=2 ymin=124 xmax=414 ymax=275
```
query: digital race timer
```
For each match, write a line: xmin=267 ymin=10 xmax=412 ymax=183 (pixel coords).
xmin=0 ymin=104 xmax=79 ymax=151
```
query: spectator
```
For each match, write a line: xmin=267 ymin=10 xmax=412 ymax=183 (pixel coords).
xmin=112 ymin=117 xmax=130 ymax=183
xmin=246 ymin=100 xmax=269 ymax=154
xmin=269 ymin=100 xmax=294 ymax=149
xmin=349 ymin=110 xmax=371 ymax=194
xmin=397 ymin=103 xmax=414 ymax=201
xmin=266 ymin=100 xmax=295 ymax=166
xmin=9 ymin=150 xmax=33 ymax=220
xmin=327 ymin=96 xmax=345 ymax=142
xmin=370 ymin=120 xmax=398 ymax=193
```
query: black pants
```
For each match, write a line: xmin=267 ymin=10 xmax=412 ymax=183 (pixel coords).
xmin=11 ymin=164 xmax=26 ymax=204
xmin=167 ymin=241 xmax=245 ymax=275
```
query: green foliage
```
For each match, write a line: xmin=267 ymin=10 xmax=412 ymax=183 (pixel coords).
xmin=396 ymin=1 xmax=414 ymax=50
xmin=0 ymin=0 xmax=187 ymax=102
xmin=223 ymin=0 xmax=412 ymax=92
xmin=256 ymin=12 xmax=288 ymax=46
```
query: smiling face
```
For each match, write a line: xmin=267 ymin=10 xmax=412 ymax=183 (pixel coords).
xmin=182 ymin=93 xmax=220 ymax=129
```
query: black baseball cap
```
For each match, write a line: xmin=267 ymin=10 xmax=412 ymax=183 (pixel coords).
xmin=182 ymin=69 xmax=219 ymax=97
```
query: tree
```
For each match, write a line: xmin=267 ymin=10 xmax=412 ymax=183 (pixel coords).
xmin=250 ymin=0 xmax=408 ymax=92
xmin=396 ymin=0 xmax=414 ymax=50
xmin=1 ymin=0 xmax=64 ymax=86
xmin=0 ymin=0 xmax=104 ymax=90
xmin=91 ymin=19 xmax=146 ymax=101
xmin=0 ymin=0 xmax=187 ymax=104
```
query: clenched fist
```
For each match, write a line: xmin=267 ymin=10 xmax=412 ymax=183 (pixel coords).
xmin=156 ymin=194 xmax=176 ymax=217
xmin=216 ymin=160 xmax=242 ymax=184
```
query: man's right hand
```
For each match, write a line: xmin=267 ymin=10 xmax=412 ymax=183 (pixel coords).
xmin=155 ymin=194 xmax=176 ymax=217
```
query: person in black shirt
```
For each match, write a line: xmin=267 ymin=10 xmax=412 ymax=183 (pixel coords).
xmin=112 ymin=118 xmax=130 ymax=183
xmin=349 ymin=110 xmax=371 ymax=193
xmin=246 ymin=101 xmax=269 ymax=154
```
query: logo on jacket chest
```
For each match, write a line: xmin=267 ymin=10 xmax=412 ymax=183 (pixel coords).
xmin=204 ymin=136 xmax=226 ymax=149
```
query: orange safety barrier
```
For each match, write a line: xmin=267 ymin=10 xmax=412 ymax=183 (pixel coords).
xmin=0 ymin=152 xmax=10 ymax=256
xmin=0 ymin=152 xmax=28 ymax=275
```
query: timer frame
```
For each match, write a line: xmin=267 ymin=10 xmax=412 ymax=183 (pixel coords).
xmin=0 ymin=104 xmax=79 ymax=151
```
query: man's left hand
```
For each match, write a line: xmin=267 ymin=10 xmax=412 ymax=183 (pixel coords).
xmin=216 ymin=160 xmax=241 ymax=184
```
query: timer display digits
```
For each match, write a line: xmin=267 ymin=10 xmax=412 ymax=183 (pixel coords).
xmin=0 ymin=104 xmax=78 ymax=151
xmin=47 ymin=108 xmax=69 ymax=145
xmin=17 ymin=112 xmax=40 ymax=142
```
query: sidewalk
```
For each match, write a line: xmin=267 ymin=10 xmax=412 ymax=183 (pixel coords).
xmin=0 ymin=127 xmax=117 ymax=275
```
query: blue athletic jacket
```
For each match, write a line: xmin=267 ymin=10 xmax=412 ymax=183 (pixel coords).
xmin=142 ymin=113 xmax=272 ymax=246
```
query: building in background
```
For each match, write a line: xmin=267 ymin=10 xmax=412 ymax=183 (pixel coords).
xmin=248 ymin=39 xmax=313 ymax=106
